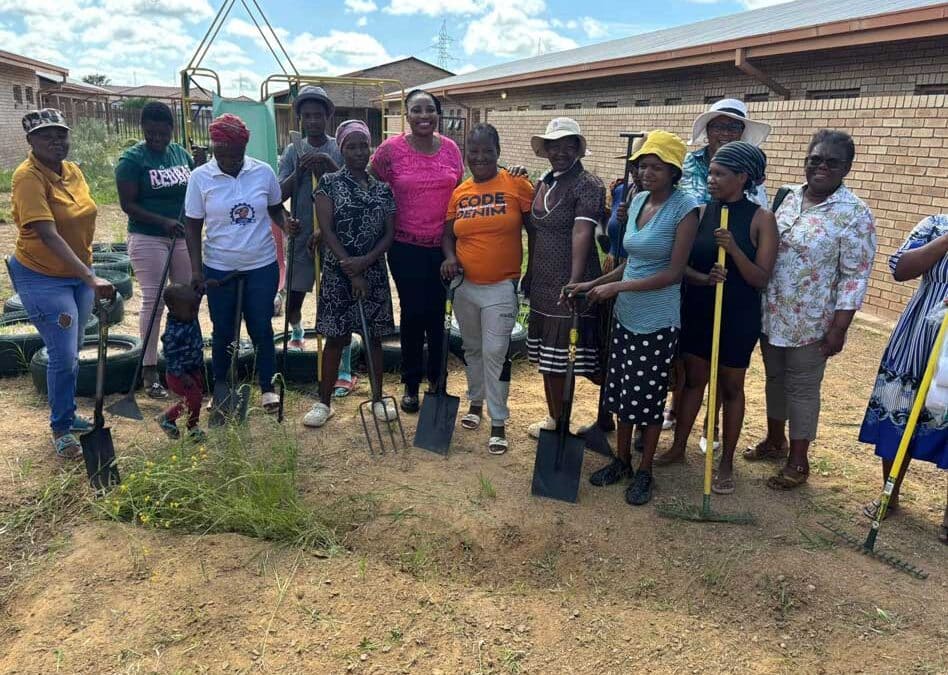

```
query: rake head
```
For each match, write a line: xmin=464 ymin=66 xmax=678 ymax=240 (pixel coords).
xmin=656 ymin=497 xmax=755 ymax=525
xmin=818 ymin=521 xmax=928 ymax=580
xmin=358 ymin=394 xmax=406 ymax=456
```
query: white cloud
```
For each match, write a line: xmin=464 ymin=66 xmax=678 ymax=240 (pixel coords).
xmin=289 ymin=30 xmax=393 ymax=74
xmin=357 ymin=16 xmax=369 ymax=27
xmin=455 ymin=63 xmax=478 ymax=75
xmin=551 ymin=19 xmax=578 ymax=30
xmin=581 ymin=17 xmax=608 ymax=39
xmin=101 ymin=0 xmax=214 ymax=22
xmin=383 ymin=0 xmax=480 ymax=16
xmin=741 ymin=0 xmax=794 ymax=7
xmin=345 ymin=0 xmax=378 ymax=12
xmin=462 ymin=1 xmax=576 ymax=59
xmin=204 ymin=40 xmax=255 ymax=68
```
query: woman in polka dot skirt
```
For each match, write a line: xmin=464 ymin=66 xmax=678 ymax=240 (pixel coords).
xmin=566 ymin=131 xmax=699 ymax=505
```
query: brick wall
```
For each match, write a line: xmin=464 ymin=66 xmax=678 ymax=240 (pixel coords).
xmin=485 ymin=95 xmax=948 ymax=321
xmin=0 ymin=63 xmax=39 ymax=170
xmin=454 ymin=36 xmax=948 ymax=116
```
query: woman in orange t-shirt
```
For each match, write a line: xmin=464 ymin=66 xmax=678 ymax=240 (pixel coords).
xmin=441 ymin=123 xmax=533 ymax=455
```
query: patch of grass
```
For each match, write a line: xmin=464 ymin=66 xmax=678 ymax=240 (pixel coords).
xmin=69 ymin=119 xmax=127 ymax=205
xmin=501 ymin=648 xmax=527 ymax=673
xmin=96 ymin=425 xmax=371 ymax=549
xmin=476 ymin=472 xmax=496 ymax=501
xmin=398 ymin=539 xmax=434 ymax=578
xmin=0 ymin=169 xmax=12 ymax=193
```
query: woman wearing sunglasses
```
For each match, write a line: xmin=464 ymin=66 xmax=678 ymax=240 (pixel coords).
xmin=745 ymin=129 xmax=876 ymax=490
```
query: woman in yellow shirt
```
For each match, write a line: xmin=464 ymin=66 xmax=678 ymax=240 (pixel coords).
xmin=7 ymin=109 xmax=114 ymax=460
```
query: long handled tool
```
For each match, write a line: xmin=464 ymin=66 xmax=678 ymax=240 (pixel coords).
xmin=209 ymin=273 xmax=250 ymax=427
xmin=532 ymin=295 xmax=586 ymax=503
xmin=108 ymin=222 xmax=182 ymax=420
xmin=414 ymin=273 xmax=464 ymax=455
xmin=818 ymin=315 xmax=948 ymax=580
xmin=357 ymin=298 xmax=406 ymax=455
xmin=81 ymin=299 xmax=121 ymax=493
xmin=273 ymin=131 xmax=305 ymax=423
xmin=656 ymin=205 xmax=753 ymax=524
xmin=586 ymin=132 xmax=645 ymax=458
xmin=311 ymin=170 xmax=324 ymax=383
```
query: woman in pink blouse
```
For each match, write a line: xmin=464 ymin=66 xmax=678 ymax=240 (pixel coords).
xmin=745 ymin=129 xmax=876 ymax=490
xmin=371 ymin=89 xmax=464 ymax=412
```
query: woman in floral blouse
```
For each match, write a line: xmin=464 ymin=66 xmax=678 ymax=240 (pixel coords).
xmin=744 ymin=129 xmax=876 ymax=490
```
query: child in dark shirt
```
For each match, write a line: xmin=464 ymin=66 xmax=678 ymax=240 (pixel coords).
xmin=156 ymin=284 xmax=206 ymax=441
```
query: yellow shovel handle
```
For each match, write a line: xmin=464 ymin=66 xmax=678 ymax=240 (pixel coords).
xmin=704 ymin=205 xmax=728 ymax=498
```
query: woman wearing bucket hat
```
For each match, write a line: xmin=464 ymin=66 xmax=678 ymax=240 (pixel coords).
xmin=7 ymin=108 xmax=115 ymax=460
xmin=371 ymin=88 xmax=464 ymax=413
xmin=683 ymin=98 xmax=771 ymax=207
xmin=524 ymin=117 xmax=606 ymax=439
xmin=565 ymin=130 xmax=699 ymax=506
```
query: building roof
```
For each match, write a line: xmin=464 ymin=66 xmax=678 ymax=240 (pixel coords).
xmin=342 ymin=56 xmax=453 ymax=79
xmin=412 ymin=0 xmax=948 ymax=95
xmin=104 ymin=84 xmax=213 ymax=102
xmin=0 ymin=49 xmax=68 ymax=80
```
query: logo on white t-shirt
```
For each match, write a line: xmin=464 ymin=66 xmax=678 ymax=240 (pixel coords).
xmin=230 ymin=203 xmax=256 ymax=226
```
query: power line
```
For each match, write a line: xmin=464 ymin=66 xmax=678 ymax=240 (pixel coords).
xmin=430 ymin=18 xmax=459 ymax=69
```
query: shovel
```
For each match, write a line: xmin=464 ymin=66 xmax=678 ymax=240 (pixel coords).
xmin=273 ymin=130 xmax=305 ymax=423
xmin=531 ymin=295 xmax=586 ymax=503
xmin=81 ymin=299 xmax=121 ymax=493
xmin=108 ymin=225 xmax=181 ymax=421
xmin=414 ymin=272 xmax=464 ymax=455
xmin=357 ymin=298 xmax=406 ymax=455
xmin=209 ymin=273 xmax=250 ymax=427
xmin=656 ymin=205 xmax=753 ymax=525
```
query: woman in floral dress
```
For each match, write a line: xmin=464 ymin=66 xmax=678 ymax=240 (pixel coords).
xmin=860 ymin=214 xmax=948 ymax=544
xmin=744 ymin=129 xmax=876 ymax=490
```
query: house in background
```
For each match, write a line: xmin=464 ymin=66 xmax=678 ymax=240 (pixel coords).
xmin=0 ymin=50 xmax=68 ymax=169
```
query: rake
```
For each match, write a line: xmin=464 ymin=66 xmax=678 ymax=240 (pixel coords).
xmin=656 ymin=204 xmax=753 ymax=524
xmin=817 ymin=312 xmax=948 ymax=580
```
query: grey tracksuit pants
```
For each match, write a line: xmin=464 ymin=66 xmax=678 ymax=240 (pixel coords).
xmin=453 ymin=279 xmax=518 ymax=426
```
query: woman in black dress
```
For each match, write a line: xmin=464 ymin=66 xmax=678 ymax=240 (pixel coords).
xmin=657 ymin=141 xmax=778 ymax=493
xmin=302 ymin=120 xmax=397 ymax=428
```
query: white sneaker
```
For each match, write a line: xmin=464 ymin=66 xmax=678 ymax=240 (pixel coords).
xmin=528 ymin=416 xmax=556 ymax=439
xmin=303 ymin=402 xmax=334 ymax=427
xmin=699 ymin=436 xmax=721 ymax=454
xmin=662 ymin=410 xmax=676 ymax=431
xmin=373 ymin=400 xmax=398 ymax=422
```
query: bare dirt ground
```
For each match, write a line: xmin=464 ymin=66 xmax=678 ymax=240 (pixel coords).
xmin=1 ymin=200 xmax=946 ymax=674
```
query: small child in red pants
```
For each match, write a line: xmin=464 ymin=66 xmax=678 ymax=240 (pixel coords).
xmin=156 ymin=284 xmax=206 ymax=441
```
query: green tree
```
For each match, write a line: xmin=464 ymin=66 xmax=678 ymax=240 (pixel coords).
xmin=82 ymin=74 xmax=111 ymax=86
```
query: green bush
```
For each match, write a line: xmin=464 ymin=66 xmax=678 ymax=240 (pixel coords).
xmin=0 ymin=169 xmax=12 ymax=193
xmin=69 ymin=119 xmax=126 ymax=205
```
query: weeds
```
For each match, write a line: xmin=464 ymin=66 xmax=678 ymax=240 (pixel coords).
xmin=476 ymin=472 xmax=496 ymax=501
xmin=96 ymin=425 xmax=371 ymax=549
xmin=0 ymin=168 xmax=12 ymax=192
xmin=69 ymin=119 xmax=130 ymax=205
xmin=501 ymin=648 xmax=527 ymax=673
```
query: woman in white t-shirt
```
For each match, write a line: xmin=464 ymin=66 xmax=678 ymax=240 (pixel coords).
xmin=184 ymin=114 xmax=298 ymax=414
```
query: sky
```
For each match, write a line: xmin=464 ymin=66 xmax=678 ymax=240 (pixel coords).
xmin=0 ymin=0 xmax=792 ymax=96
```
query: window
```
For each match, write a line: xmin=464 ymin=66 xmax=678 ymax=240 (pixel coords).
xmin=704 ymin=95 xmax=723 ymax=104
xmin=745 ymin=92 xmax=769 ymax=102
xmin=499 ymin=106 xmax=512 ymax=112
xmin=915 ymin=83 xmax=948 ymax=96
xmin=664 ymin=97 xmax=682 ymax=106
xmin=472 ymin=109 xmax=481 ymax=123
xmin=516 ymin=105 xmax=529 ymax=111
xmin=634 ymin=99 xmax=650 ymax=107
xmin=25 ymin=86 xmax=33 ymax=104
xmin=806 ymin=88 xmax=860 ymax=100
xmin=540 ymin=104 xmax=556 ymax=110
xmin=12 ymin=85 xmax=22 ymax=104
xmin=596 ymin=100 xmax=618 ymax=108
xmin=564 ymin=103 xmax=582 ymax=110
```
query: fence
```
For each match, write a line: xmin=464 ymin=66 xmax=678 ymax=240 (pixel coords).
xmin=486 ymin=95 xmax=948 ymax=321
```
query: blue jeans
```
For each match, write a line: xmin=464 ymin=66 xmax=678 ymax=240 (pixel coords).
xmin=204 ymin=262 xmax=278 ymax=393
xmin=8 ymin=257 xmax=93 ymax=434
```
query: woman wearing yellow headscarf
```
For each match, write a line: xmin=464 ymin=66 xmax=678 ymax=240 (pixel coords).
xmin=566 ymin=131 xmax=699 ymax=506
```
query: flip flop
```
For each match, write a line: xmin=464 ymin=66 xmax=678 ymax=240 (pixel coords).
xmin=742 ymin=439 xmax=786 ymax=462
xmin=711 ymin=472 xmax=736 ymax=495
xmin=862 ymin=498 xmax=897 ymax=521
xmin=461 ymin=413 xmax=481 ymax=430
xmin=488 ymin=436 xmax=508 ymax=455
xmin=262 ymin=391 xmax=280 ymax=414
xmin=333 ymin=375 xmax=358 ymax=398
xmin=766 ymin=464 xmax=809 ymax=490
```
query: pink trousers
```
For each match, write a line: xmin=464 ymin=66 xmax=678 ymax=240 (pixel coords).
xmin=127 ymin=233 xmax=193 ymax=367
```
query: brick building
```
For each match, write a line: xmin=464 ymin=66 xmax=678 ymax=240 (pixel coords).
xmin=391 ymin=0 xmax=948 ymax=320
xmin=0 ymin=50 xmax=68 ymax=170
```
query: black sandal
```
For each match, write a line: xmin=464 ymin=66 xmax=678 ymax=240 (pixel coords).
xmin=400 ymin=394 xmax=420 ymax=413
xmin=589 ymin=458 xmax=632 ymax=487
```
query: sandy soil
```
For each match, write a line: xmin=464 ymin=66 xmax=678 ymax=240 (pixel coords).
xmin=0 ymin=199 xmax=946 ymax=675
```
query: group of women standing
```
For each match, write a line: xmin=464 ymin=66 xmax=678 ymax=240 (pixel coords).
xmin=7 ymin=92 xmax=946 ymax=542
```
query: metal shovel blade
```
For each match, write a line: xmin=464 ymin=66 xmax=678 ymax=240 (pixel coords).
xmin=209 ymin=381 xmax=251 ymax=427
xmin=80 ymin=426 xmax=120 ymax=493
xmin=414 ymin=390 xmax=460 ymax=455
xmin=531 ymin=426 xmax=585 ymax=503
xmin=583 ymin=425 xmax=614 ymax=457
xmin=106 ymin=393 xmax=143 ymax=421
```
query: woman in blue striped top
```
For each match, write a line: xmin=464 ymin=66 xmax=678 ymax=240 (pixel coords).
xmin=566 ymin=131 xmax=699 ymax=506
